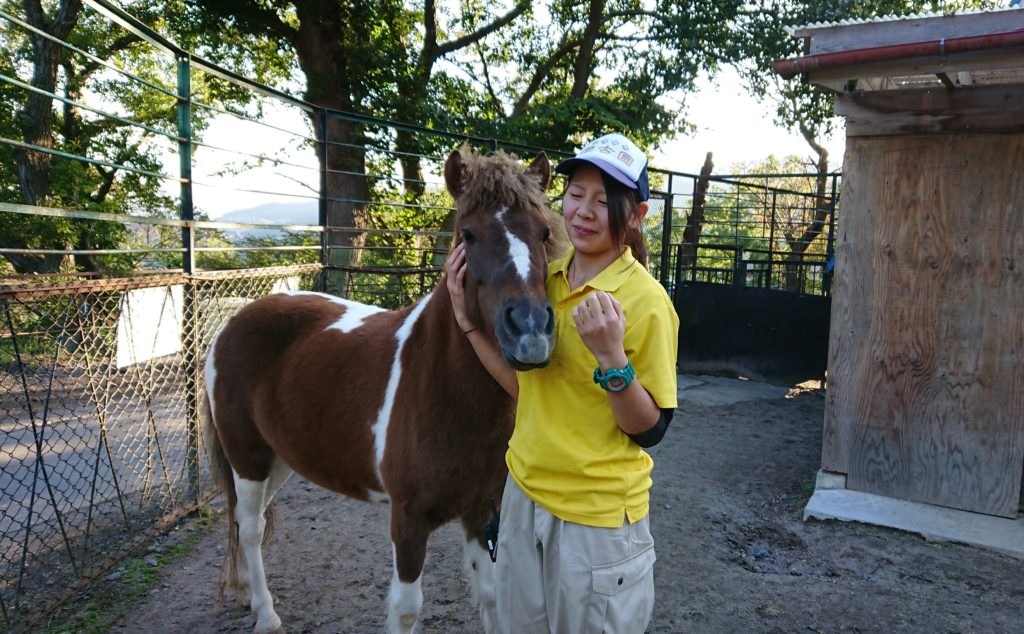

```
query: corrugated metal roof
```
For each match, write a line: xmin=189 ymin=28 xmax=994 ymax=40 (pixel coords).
xmin=787 ymin=5 xmax=1023 ymax=35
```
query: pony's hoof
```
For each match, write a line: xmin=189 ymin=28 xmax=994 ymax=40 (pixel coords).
xmin=254 ymin=614 xmax=284 ymax=634
xmin=399 ymin=614 xmax=418 ymax=633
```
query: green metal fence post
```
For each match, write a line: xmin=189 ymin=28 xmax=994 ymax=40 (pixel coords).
xmin=824 ymin=173 xmax=838 ymax=296
xmin=177 ymin=53 xmax=199 ymax=502
xmin=317 ymin=108 xmax=329 ymax=292
xmin=660 ymin=175 xmax=674 ymax=289
xmin=768 ymin=191 xmax=777 ymax=290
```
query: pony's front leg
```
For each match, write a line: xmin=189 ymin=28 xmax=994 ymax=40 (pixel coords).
xmin=388 ymin=506 xmax=429 ymax=634
xmin=460 ymin=513 xmax=498 ymax=633
xmin=235 ymin=476 xmax=283 ymax=633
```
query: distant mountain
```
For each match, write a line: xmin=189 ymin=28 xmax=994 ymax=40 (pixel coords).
xmin=214 ymin=201 xmax=319 ymax=239
xmin=216 ymin=201 xmax=318 ymax=226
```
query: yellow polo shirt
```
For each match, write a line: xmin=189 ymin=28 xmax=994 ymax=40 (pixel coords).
xmin=507 ymin=248 xmax=679 ymax=528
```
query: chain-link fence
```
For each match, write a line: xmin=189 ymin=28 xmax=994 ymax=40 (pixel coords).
xmin=0 ymin=0 xmax=840 ymax=627
xmin=0 ymin=264 xmax=320 ymax=630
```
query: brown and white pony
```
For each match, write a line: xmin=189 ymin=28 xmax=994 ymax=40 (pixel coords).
xmin=204 ymin=147 xmax=565 ymax=633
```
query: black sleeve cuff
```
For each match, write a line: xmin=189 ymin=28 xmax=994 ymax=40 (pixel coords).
xmin=626 ymin=408 xmax=674 ymax=448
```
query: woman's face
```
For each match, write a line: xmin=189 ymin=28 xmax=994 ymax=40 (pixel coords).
xmin=562 ymin=165 xmax=615 ymax=259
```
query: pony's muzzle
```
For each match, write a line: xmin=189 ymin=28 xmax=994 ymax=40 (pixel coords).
xmin=497 ymin=299 xmax=554 ymax=369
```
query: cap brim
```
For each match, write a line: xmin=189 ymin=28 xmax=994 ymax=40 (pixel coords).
xmin=555 ymin=157 xmax=635 ymax=190
xmin=555 ymin=157 xmax=649 ymax=201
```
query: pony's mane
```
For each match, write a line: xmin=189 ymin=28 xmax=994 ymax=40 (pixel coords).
xmin=453 ymin=148 xmax=568 ymax=261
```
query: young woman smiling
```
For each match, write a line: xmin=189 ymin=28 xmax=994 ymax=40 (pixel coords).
xmin=447 ymin=133 xmax=679 ymax=634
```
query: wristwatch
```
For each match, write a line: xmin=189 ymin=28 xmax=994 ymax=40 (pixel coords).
xmin=593 ymin=361 xmax=635 ymax=392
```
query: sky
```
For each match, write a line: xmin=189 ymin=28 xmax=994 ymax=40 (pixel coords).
xmin=184 ymin=66 xmax=847 ymax=220
xmin=655 ymin=66 xmax=847 ymax=177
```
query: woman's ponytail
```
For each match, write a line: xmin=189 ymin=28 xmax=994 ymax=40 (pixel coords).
xmin=599 ymin=171 xmax=648 ymax=266
xmin=626 ymin=224 xmax=647 ymax=266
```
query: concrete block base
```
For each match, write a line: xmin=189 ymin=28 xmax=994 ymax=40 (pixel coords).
xmin=804 ymin=487 xmax=1024 ymax=560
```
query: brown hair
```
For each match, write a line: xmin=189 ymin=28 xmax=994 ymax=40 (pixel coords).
xmin=449 ymin=147 xmax=568 ymax=262
xmin=600 ymin=172 xmax=647 ymax=266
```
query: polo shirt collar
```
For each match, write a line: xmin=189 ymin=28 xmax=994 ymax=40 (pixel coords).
xmin=554 ymin=247 xmax=637 ymax=293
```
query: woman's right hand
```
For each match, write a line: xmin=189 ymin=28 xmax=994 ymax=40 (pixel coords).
xmin=445 ymin=242 xmax=477 ymax=334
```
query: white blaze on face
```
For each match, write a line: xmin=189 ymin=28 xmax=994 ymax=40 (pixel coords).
xmin=496 ymin=207 xmax=531 ymax=282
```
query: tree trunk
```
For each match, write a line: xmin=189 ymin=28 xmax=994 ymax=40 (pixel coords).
xmin=0 ymin=247 xmax=65 ymax=275
xmin=5 ymin=0 xmax=84 ymax=274
xmin=782 ymin=147 xmax=830 ymax=293
xmin=570 ymin=0 xmax=605 ymax=101
xmin=680 ymin=152 xmax=714 ymax=278
xmin=317 ymin=113 xmax=371 ymax=296
xmin=293 ymin=2 xmax=370 ymax=297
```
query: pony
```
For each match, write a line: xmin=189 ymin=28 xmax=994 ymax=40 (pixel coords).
xmin=204 ymin=146 xmax=566 ymax=633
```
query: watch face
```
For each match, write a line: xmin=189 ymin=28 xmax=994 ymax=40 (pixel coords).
xmin=607 ymin=376 xmax=627 ymax=390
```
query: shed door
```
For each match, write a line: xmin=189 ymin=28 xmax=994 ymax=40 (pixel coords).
xmin=822 ymin=134 xmax=1024 ymax=518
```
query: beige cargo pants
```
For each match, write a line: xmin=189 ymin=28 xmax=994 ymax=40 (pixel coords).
xmin=494 ymin=476 xmax=656 ymax=634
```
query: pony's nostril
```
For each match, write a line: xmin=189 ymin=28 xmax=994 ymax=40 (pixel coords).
xmin=503 ymin=305 xmax=522 ymax=336
xmin=544 ymin=305 xmax=554 ymax=335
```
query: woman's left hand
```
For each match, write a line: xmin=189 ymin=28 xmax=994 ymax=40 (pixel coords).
xmin=572 ymin=291 xmax=628 ymax=369
xmin=445 ymin=243 xmax=477 ymax=334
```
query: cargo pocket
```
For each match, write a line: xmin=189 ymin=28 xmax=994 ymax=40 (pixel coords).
xmin=585 ymin=546 xmax=656 ymax=633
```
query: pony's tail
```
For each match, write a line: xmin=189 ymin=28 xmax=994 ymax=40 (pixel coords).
xmin=204 ymin=392 xmax=240 ymax=604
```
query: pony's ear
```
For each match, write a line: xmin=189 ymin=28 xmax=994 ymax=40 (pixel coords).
xmin=526 ymin=151 xmax=551 ymax=192
xmin=444 ymin=145 xmax=469 ymax=199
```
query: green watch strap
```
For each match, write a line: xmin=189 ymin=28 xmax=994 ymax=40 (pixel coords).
xmin=593 ymin=361 xmax=635 ymax=392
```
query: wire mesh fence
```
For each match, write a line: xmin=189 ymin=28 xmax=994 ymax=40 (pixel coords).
xmin=0 ymin=264 xmax=320 ymax=629
xmin=651 ymin=170 xmax=839 ymax=298
xmin=0 ymin=0 xmax=838 ymax=628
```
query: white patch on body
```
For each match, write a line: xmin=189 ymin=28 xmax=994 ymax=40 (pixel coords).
xmin=280 ymin=290 xmax=385 ymax=333
xmin=372 ymin=294 xmax=432 ymax=485
xmin=461 ymin=525 xmax=498 ymax=633
xmin=496 ymin=208 xmax=531 ymax=282
xmin=388 ymin=543 xmax=424 ymax=634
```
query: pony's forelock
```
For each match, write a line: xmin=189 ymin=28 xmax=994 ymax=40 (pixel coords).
xmin=451 ymin=148 xmax=567 ymax=262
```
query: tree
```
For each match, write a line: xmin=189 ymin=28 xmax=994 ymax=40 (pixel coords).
xmin=3 ymin=0 xmax=86 ymax=273
xmin=731 ymin=155 xmax=836 ymax=293
xmin=734 ymin=1 xmax=1002 ymax=292
xmin=741 ymin=0 xmax=1004 ymax=161
xmin=179 ymin=1 xmax=766 ymax=292
xmin=1 ymin=1 xmax=206 ymax=273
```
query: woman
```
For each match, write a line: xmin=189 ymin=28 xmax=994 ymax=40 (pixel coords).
xmin=447 ymin=133 xmax=679 ymax=633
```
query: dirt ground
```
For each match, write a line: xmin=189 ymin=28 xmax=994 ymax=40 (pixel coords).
xmin=109 ymin=375 xmax=1024 ymax=633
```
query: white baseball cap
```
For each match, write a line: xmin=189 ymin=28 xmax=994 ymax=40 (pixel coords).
xmin=555 ymin=133 xmax=650 ymax=201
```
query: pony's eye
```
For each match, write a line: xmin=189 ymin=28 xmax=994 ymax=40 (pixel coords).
xmin=542 ymin=227 xmax=551 ymax=242
xmin=461 ymin=228 xmax=476 ymax=245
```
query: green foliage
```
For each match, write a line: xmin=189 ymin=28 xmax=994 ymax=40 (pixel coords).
xmin=0 ymin=0 xmax=281 ymax=274
xmin=231 ymin=231 xmax=320 ymax=269
xmin=342 ymin=155 xmax=456 ymax=306
xmin=493 ymin=0 xmax=750 ymax=150
xmin=694 ymin=154 xmax=836 ymax=293
xmin=1 ymin=1 xmax=175 ymax=271
xmin=740 ymin=0 xmax=1005 ymax=145
xmin=5 ymin=0 xmax=1007 ymax=286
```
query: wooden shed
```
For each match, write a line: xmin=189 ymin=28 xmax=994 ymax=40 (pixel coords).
xmin=772 ymin=8 xmax=1024 ymax=554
